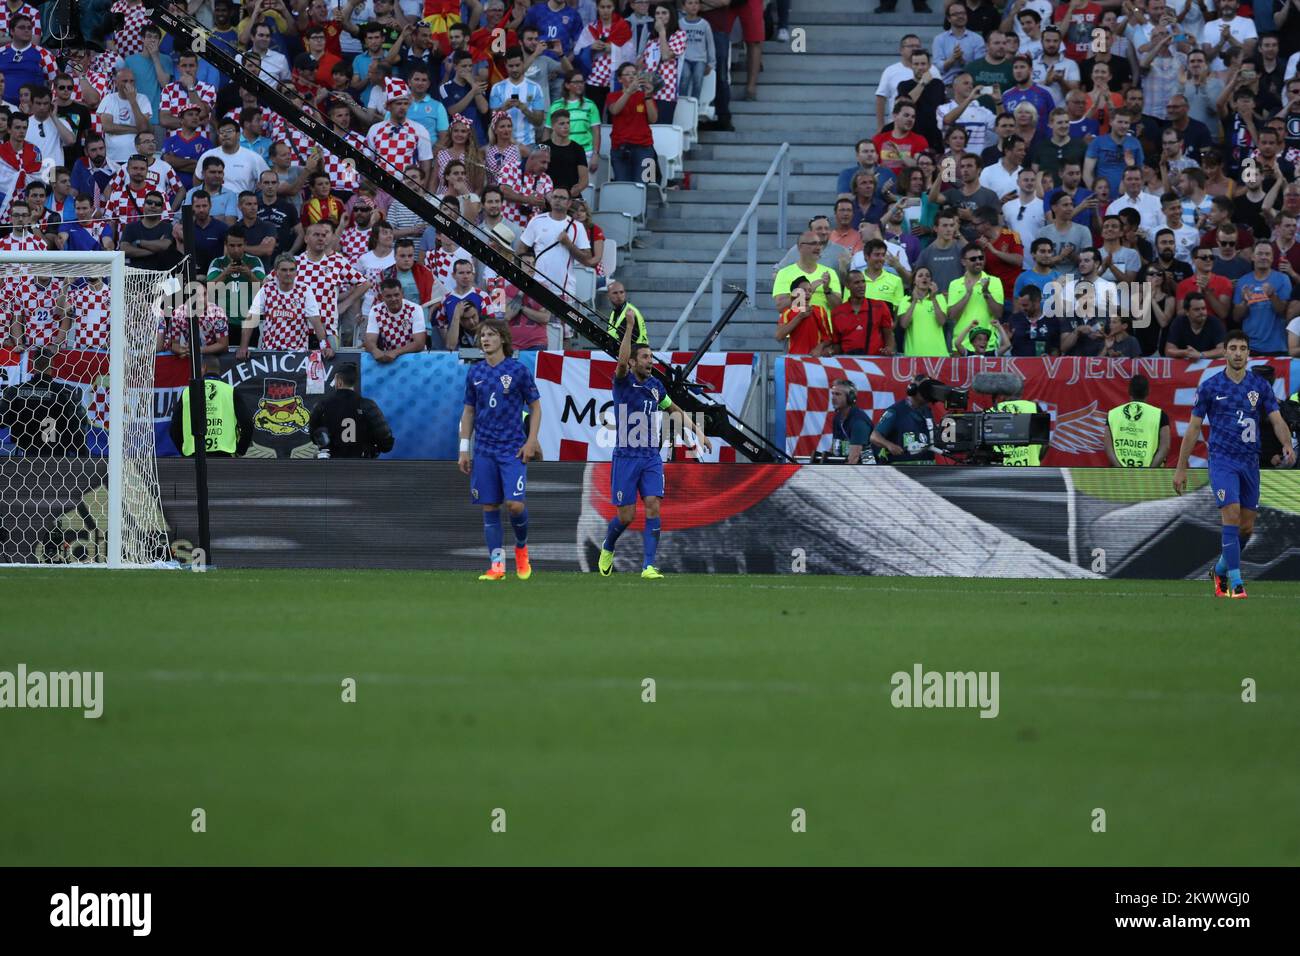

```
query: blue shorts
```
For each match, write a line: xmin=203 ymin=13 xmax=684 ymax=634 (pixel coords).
xmin=610 ymin=455 xmax=664 ymax=506
xmin=471 ymin=447 xmax=526 ymax=505
xmin=1208 ymin=457 xmax=1260 ymax=512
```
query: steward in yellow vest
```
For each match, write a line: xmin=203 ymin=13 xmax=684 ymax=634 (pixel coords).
xmin=168 ymin=356 xmax=254 ymax=457
xmin=1105 ymin=373 xmax=1169 ymax=467
xmin=606 ymin=280 xmax=649 ymax=345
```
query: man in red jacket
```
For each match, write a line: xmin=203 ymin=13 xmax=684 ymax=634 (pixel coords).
xmin=831 ymin=271 xmax=896 ymax=355
xmin=0 ymin=112 xmax=43 ymax=220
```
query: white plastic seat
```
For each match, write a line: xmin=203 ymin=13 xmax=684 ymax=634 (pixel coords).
xmin=597 ymin=181 xmax=647 ymax=224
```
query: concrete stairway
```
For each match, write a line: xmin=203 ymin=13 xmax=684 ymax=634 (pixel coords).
xmin=609 ymin=3 xmax=943 ymax=352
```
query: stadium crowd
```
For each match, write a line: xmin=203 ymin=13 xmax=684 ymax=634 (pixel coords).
xmin=0 ymin=0 xmax=760 ymax=356
xmin=776 ymin=0 xmax=1300 ymax=361
xmin=0 ymin=1 xmax=1298 ymax=365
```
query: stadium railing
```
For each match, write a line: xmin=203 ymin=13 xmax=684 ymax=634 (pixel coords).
xmin=660 ymin=142 xmax=791 ymax=351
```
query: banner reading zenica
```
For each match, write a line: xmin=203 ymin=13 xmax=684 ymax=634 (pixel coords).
xmin=777 ymin=355 xmax=1296 ymax=465
xmin=216 ymin=351 xmax=347 ymax=458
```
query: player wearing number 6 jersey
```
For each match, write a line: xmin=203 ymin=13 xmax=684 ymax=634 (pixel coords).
xmin=459 ymin=320 xmax=542 ymax=581
xmin=1173 ymin=330 xmax=1295 ymax=599
xmin=597 ymin=311 xmax=712 ymax=579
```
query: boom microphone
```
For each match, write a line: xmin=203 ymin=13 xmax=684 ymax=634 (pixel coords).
xmin=971 ymin=371 xmax=1025 ymax=399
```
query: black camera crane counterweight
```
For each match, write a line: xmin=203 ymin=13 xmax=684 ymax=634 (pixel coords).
xmin=144 ymin=2 xmax=789 ymax=462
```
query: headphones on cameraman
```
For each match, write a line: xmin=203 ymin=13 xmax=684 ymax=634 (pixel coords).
xmin=833 ymin=379 xmax=858 ymax=406
xmin=906 ymin=377 xmax=924 ymax=397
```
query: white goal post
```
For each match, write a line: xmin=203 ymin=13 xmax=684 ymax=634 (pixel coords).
xmin=0 ymin=251 xmax=177 ymax=568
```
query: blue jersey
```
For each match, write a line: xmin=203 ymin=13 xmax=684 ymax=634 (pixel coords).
xmin=465 ymin=357 xmax=539 ymax=455
xmin=1192 ymin=369 xmax=1279 ymax=468
xmin=612 ymin=371 xmax=671 ymax=459
xmin=523 ymin=4 xmax=584 ymax=54
xmin=163 ymin=131 xmax=213 ymax=190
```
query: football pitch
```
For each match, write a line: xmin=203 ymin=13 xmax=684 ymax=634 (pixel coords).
xmin=2 ymin=570 xmax=1297 ymax=867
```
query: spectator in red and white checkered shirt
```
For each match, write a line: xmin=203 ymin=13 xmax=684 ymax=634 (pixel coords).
xmin=105 ymin=131 xmax=182 ymax=208
xmin=0 ymin=2 xmax=42 ymax=43
xmin=242 ymin=254 xmax=335 ymax=358
xmin=156 ymin=282 xmax=229 ymax=357
xmin=8 ymin=271 xmax=66 ymax=349
xmin=337 ymin=200 xmax=378 ymax=264
xmin=63 ymin=276 xmax=115 ymax=351
xmin=296 ymin=221 xmax=371 ymax=344
xmin=365 ymin=78 xmax=434 ymax=187
xmin=424 ymin=198 xmax=472 ymax=290
xmin=364 ymin=277 xmax=428 ymax=361
xmin=497 ymin=146 xmax=553 ymax=229
xmin=0 ymin=198 xmax=44 ymax=252
xmin=159 ymin=50 xmax=216 ymax=130
xmin=102 ymin=154 xmax=155 ymax=226
xmin=318 ymin=99 xmax=366 ymax=194
xmin=638 ymin=3 xmax=688 ymax=126
xmin=110 ymin=0 xmax=151 ymax=59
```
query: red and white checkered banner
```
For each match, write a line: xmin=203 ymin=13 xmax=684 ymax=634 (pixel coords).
xmin=532 ymin=350 xmax=755 ymax=462
xmin=778 ymin=355 xmax=1293 ymax=466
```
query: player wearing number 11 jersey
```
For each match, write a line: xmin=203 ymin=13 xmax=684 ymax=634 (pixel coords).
xmin=1173 ymin=330 xmax=1295 ymax=599
xmin=458 ymin=321 xmax=542 ymax=581
xmin=597 ymin=311 xmax=711 ymax=579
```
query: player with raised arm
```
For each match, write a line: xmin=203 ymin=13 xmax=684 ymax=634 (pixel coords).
xmin=597 ymin=315 xmax=712 ymax=579
xmin=458 ymin=320 xmax=542 ymax=581
xmin=1173 ymin=330 xmax=1295 ymax=599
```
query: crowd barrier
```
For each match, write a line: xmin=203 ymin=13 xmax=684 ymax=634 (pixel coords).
xmin=3 ymin=350 xmax=1299 ymax=464
xmin=777 ymin=355 xmax=1300 ymax=466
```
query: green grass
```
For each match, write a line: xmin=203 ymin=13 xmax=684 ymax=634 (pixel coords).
xmin=2 ymin=570 xmax=1298 ymax=866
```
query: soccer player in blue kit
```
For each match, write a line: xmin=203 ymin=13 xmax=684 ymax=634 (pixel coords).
xmin=1173 ymin=330 xmax=1295 ymax=598
xmin=597 ymin=313 xmax=712 ymax=579
xmin=458 ymin=321 xmax=542 ymax=581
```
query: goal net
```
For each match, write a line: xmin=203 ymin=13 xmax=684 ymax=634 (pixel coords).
xmin=0 ymin=252 xmax=176 ymax=567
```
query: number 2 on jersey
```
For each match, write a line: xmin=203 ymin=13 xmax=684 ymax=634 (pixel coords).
xmin=1237 ymin=410 xmax=1256 ymax=444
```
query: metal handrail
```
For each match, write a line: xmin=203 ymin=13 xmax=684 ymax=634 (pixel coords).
xmin=660 ymin=143 xmax=791 ymax=350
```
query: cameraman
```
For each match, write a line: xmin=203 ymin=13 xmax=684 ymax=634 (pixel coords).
xmin=1255 ymin=365 xmax=1299 ymax=468
xmin=309 ymin=364 xmax=394 ymax=459
xmin=990 ymin=377 xmax=1048 ymax=466
xmin=871 ymin=374 xmax=935 ymax=464
xmin=829 ymin=379 xmax=875 ymax=464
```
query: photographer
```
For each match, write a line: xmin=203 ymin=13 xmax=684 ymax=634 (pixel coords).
xmin=871 ymin=375 xmax=936 ymax=464
xmin=309 ymin=364 xmax=394 ymax=460
xmin=0 ymin=349 xmax=89 ymax=457
xmin=608 ymin=63 xmax=658 ymax=183
xmin=829 ymin=380 xmax=875 ymax=465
